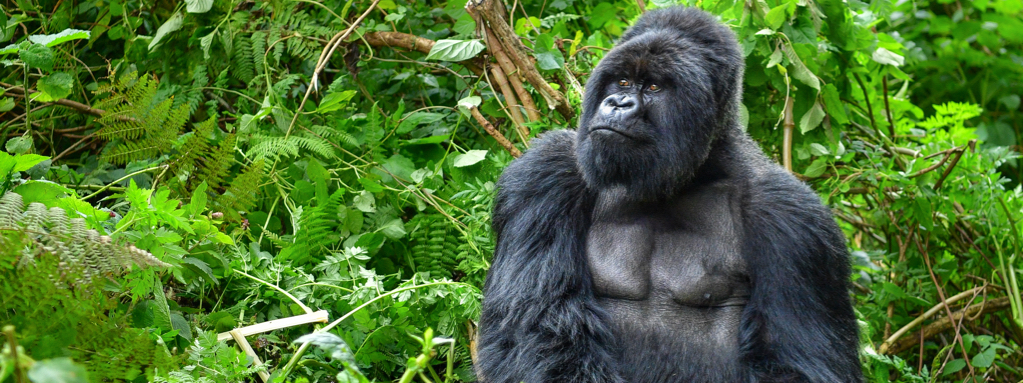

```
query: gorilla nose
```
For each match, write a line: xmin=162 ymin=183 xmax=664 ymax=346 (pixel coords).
xmin=599 ymin=94 xmax=638 ymax=119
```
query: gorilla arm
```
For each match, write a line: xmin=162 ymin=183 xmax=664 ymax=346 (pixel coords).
xmin=476 ymin=130 xmax=624 ymax=383
xmin=740 ymin=168 xmax=863 ymax=383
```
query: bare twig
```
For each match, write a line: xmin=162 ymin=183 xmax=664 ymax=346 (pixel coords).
xmin=933 ymin=140 xmax=975 ymax=190
xmin=488 ymin=64 xmax=528 ymax=135
xmin=879 ymin=286 xmax=986 ymax=354
xmin=882 ymin=76 xmax=895 ymax=138
xmin=887 ymin=297 xmax=1011 ymax=354
xmin=468 ymin=106 xmax=521 ymax=157
xmin=4 ymin=89 xmax=105 ymax=117
xmin=362 ymin=31 xmax=483 ymax=75
xmin=914 ymin=235 xmax=975 ymax=376
xmin=484 ymin=27 xmax=540 ymax=123
xmin=782 ymin=96 xmax=794 ymax=172
xmin=468 ymin=0 xmax=573 ymax=120
xmin=219 ymin=310 xmax=329 ymax=342
xmin=229 ymin=330 xmax=271 ymax=383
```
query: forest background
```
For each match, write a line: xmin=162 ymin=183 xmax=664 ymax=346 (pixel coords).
xmin=0 ymin=0 xmax=1021 ymax=381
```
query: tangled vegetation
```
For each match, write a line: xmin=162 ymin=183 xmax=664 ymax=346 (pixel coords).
xmin=0 ymin=0 xmax=1020 ymax=381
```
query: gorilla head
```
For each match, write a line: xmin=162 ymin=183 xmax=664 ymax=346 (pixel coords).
xmin=576 ymin=8 xmax=745 ymax=201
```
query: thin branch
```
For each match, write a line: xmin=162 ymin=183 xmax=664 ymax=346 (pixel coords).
xmin=933 ymin=140 xmax=975 ymax=190
xmin=782 ymin=96 xmax=794 ymax=172
xmin=468 ymin=0 xmax=573 ymax=120
xmin=484 ymin=27 xmax=540 ymax=123
xmin=468 ymin=106 xmax=521 ymax=157
xmin=914 ymin=235 xmax=975 ymax=376
xmin=362 ymin=31 xmax=483 ymax=75
xmin=4 ymin=89 xmax=105 ymax=117
xmin=879 ymin=286 xmax=985 ymax=354
xmin=887 ymin=296 xmax=1011 ymax=355
xmin=882 ymin=75 xmax=895 ymax=138
xmin=488 ymin=64 xmax=528 ymax=135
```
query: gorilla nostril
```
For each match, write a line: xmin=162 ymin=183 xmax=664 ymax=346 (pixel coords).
xmin=603 ymin=94 xmax=638 ymax=114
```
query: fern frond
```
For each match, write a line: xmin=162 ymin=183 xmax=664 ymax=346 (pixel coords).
xmin=95 ymin=72 xmax=190 ymax=164
xmin=3 ymin=194 xmax=171 ymax=284
xmin=408 ymin=213 xmax=460 ymax=280
xmin=218 ymin=159 xmax=265 ymax=217
xmin=310 ymin=125 xmax=357 ymax=148
xmin=247 ymin=134 xmax=336 ymax=162
xmin=231 ymin=37 xmax=256 ymax=83
xmin=197 ymin=134 xmax=237 ymax=190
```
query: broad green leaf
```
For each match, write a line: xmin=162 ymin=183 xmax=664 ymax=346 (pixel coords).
xmin=189 ymin=181 xmax=208 ymax=217
xmin=6 ymin=136 xmax=31 ymax=154
xmin=185 ymin=0 xmax=214 ymax=13
xmin=148 ymin=12 xmax=184 ymax=51
xmin=426 ymin=39 xmax=484 ymax=62
xmin=782 ymin=44 xmax=820 ymax=90
xmin=534 ymin=34 xmax=565 ymax=71
xmin=871 ymin=47 xmax=904 ymax=66
xmin=799 ymin=102 xmax=826 ymax=133
xmin=969 ymin=346 xmax=994 ymax=368
xmin=354 ymin=190 xmax=376 ymax=212
xmin=27 ymin=28 xmax=90 ymax=46
xmin=809 ymin=143 xmax=830 ymax=156
xmin=823 ymin=84 xmax=849 ymax=124
xmin=765 ymin=3 xmax=789 ymax=30
xmin=19 ymin=43 xmax=54 ymax=70
xmin=317 ymin=90 xmax=357 ymax=113
xmin=458 ymin=95 xmax=481 ymax=109
xmin=943 ymin=359 xmax=966 ymax=375
xmin=200 ymin=31 xmax=215 ymax=60
xmin=0 ymin=97 xmax=13 ymax=112
xmin=397 ymin=111 xmax=445 ymax=134
xmin=379 ymin=217 xmax=407 ymax=239
xmin=13 ymin=181 xmax=71 ymax=206
xmin=37 ymin=71 xmax=74 ymax=100
xmin=999 ymin=94 xmax=1020 ymax=110
xmin=453 ymin=149 xmax=488 ymax=167
xmin=27 ymin=358 xmax=89 ymax=383
xmin=803 ymin=157 xmax=827 ymax=178
xmin=453 ymin=13 xmax=476 ymax=36
xmin=14 ymin=154 xmax=48 ymax=171
xmin=0 ymin=43 xmax=16 ymax=55
xmin=515 ymin=16 xmax=541 ymax=35
xmin=767 ymin=47 xmax=783 ymax=68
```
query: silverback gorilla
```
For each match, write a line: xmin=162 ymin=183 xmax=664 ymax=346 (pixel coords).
xmin=476 ymin=6 xmax=862 ymax=383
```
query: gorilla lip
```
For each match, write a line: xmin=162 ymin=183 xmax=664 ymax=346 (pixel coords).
xmin=590 ymin=126 xmax=634 ymax=139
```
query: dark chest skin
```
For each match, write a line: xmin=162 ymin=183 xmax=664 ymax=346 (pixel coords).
xmin=586 ymin=180 xmax=751 ymax=377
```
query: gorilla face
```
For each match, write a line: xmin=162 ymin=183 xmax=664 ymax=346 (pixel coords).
xmin=576 ymin=9 xmax=743 ymax=201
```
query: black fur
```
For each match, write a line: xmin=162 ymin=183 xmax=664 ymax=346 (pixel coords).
xmin=477 ymin=6 xmax=861 ymax=383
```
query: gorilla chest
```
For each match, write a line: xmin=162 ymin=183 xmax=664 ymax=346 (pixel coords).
xmin=585 ymin=186 xmax=749 ymax=310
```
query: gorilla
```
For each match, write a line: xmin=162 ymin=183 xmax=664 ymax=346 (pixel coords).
xmin=476 ymin=6 xmax=862 ymax=383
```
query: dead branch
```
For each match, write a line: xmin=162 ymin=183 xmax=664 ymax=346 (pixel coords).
xmin=4 ymin=88 xmax=106 ymax=117
xmin=879 ymin=287 xmax=985 ymax=354
xmin=484 ymin=27 xmax=540 ymax=123
xmin=782 ymin=96 xmax=794 ymax=172
xmin=468 ymin=0 xmax=574 ymax=120
xmin=933 ymin=140 xmax=975 ymax=190
xmin=488 ymin=64 xmax=528 ymax=134
xmin=362 ymin=32 xmax=483 ymax=75
xmin=468 ymin=105 xmax=521 ymax=157
xmin=887 ymin=296 xmax=1011 ymax=355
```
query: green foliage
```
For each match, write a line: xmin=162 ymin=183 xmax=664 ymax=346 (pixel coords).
xmin=0 ymin=225 xmax=176 ymax=381
xmin=2 ymin=0 xmax=1021 ymax=381
xmin=95 ymin=72 xmax=188 ymax=165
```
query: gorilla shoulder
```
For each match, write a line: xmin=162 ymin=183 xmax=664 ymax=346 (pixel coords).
xmin=492 ymin=130 xmax=589 ymax=234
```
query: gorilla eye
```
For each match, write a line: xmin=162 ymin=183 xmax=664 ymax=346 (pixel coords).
xmin=648 ymin=84 xmax=661 ymax=92
xmin=618 ymin=79 xmax=631 ymax=87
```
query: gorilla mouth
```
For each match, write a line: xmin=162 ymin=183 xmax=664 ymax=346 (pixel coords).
xmin=590 ymin=126 xmax=635 ymax=139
